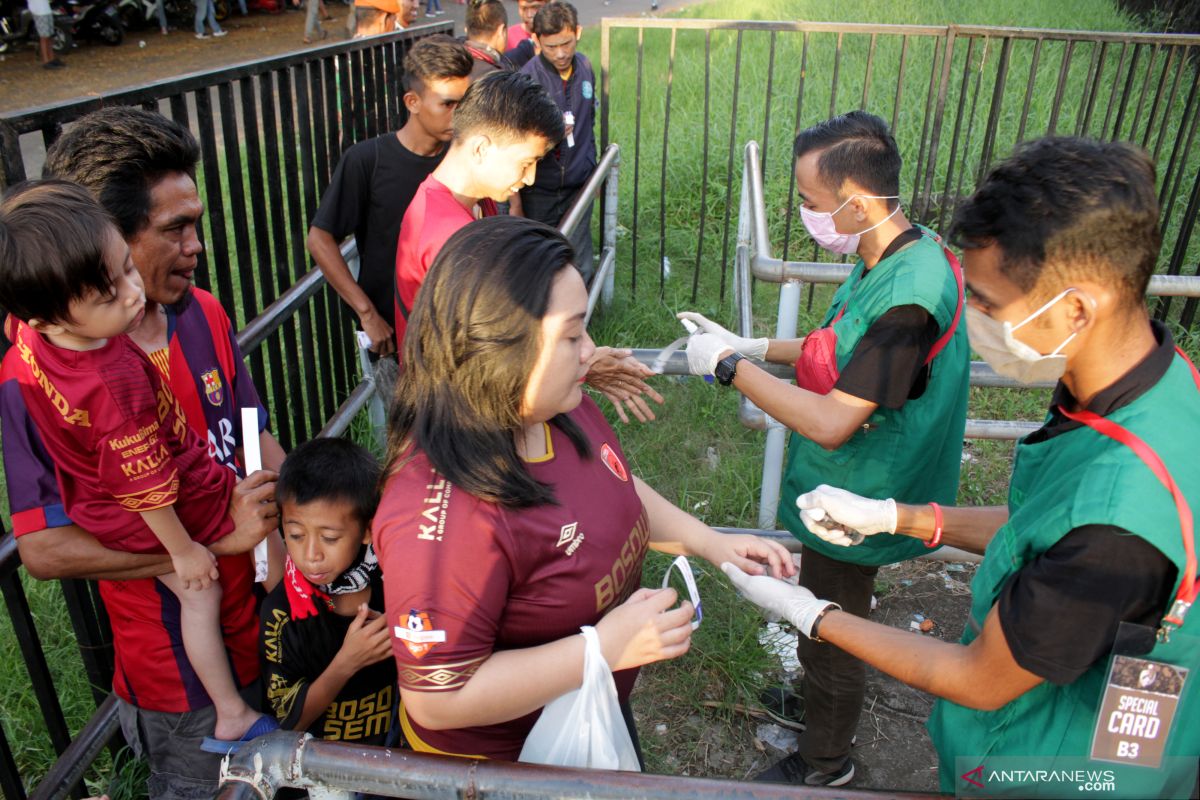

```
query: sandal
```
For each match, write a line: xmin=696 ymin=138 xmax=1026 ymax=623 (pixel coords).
xmin=199 ymin=715 xmax=280 ymax=755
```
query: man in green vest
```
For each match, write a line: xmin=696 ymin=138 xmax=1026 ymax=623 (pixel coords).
xmin=722 ymin=135 xmax=1200 ymax=798
xmin=681 ymin=110 xmax=970 ymax=786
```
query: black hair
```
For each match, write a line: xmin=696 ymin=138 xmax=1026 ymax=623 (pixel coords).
xmin=42 ymin=106 xmax=199 ymax=237
xmin=951 ymin=136 xmax=1160 ymax=307
xmin=793 ymin=110 xmax=902 ymax=206
xmin=277 ymin=437 xmax=383 ymax=525
xmin=385 ymin=215 xmax=590 ymax=509
xmin=401 ymin=34 xmax=474 ymax=95
xmin=530 ymin=0 xmax=576 ymax=36
xmin=0 ymin=180 xmax=120 ymax=325
xmin=451 ymin=69 xmax=565 ymax=144
xmin=466 ymin=0 xmax=507 ymax=39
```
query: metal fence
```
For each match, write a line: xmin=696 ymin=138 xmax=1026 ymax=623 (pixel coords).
xmin=599 ymin=20 xmax=1200 ymax=331
xmin=0 ymin=22 xmax=452 ymax=449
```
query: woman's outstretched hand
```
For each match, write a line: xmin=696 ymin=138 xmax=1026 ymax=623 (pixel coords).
xmin=595 ymin=587 xmax=693 ymax=671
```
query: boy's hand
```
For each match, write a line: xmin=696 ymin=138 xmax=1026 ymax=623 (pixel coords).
xmin=172 ymin=541 xmax=220 ymax=590
xmin=334 ymin=604 xmax=393 ymax=674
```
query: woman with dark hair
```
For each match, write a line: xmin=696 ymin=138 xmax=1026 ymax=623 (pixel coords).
xmin=373 ymin=215 xmax=794 ymax=761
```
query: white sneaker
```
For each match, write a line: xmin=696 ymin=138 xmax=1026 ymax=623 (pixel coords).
xmin=195 ymin=32 xmax=209 ymax=38
xmin=213 ymin=29 xmax=227 ymax=36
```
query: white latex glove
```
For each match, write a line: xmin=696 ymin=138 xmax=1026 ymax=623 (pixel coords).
xmin=721 ymin=562 xmax=839 ymax=639
xmin=676 ymin=311 xmax=769 ymax=360
xmin=796 ymin=484 xmax=898 ymax=546
xmin=685 ymin=333 xmax=733 ymax=376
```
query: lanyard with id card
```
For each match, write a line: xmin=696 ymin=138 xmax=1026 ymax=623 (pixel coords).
xmin=1071 ymin=347 xmax=1199 ymax=769
xmin=661 ymin=555 xmax=703 ymax=630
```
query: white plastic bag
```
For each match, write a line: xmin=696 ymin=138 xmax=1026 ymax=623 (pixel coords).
xmin=518 ymin=626 xmax=641 ymax=771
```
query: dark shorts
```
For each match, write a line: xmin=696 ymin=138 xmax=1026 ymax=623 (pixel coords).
xmin=117 ymin=682 xmax=261 ymax=800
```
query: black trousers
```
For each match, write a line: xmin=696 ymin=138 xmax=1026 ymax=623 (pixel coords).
xmin=795 ymin=546 xmax=879 ymax=773
xmin=521 ymin=185 xmax=595 ymax=285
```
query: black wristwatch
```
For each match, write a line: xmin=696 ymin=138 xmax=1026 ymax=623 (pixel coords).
xmin=714 ymin=352 xmax=745 ymax=386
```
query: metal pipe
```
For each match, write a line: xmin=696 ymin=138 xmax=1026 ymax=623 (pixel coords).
xmin=28 ymin=696 xmax=121 ymax=800
xmin=602 ymin=153 xmax=620 ymax=308
xmin=215 ymin=733 xmax=939 ymax=800
xmin=585 ymin=248 xmax=617 ymax=326
xmin=317 ymin=379 xmax=376 ymax=439
xmin=713 ymin=527 xmax=982 ymax=563
xmin=559 ymin=144 xmax=621 ymax=238
xmin=237 ymin=239 xmax=358 ymax=354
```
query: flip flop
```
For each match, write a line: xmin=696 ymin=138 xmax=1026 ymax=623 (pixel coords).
xmin=199 ymin=714 xmax=280 ymax=754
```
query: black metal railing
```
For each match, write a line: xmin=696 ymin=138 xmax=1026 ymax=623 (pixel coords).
xmin=599 ymin=20 xmax=1200 ymax=330
xmin=0 ymin=22 xmax=452 ymax=451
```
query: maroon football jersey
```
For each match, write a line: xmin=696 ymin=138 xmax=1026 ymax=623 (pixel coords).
xmin=375 ymin=397 xmax=647 ymax=760
xmin=8 ymin=325 xmax=234 ymax=553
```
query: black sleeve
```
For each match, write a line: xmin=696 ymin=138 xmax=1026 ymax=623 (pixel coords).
xmin=997 ymin=525 xmax=1177 ymax=686
xmin=504 ymin=38 xmax=535 ymax=69
xmin=310 ymin=140 xmax=374 ymax=239
xmin=833 ymin=305 xmax=939 ymax=409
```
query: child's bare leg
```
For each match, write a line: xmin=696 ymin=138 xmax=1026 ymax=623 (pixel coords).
xmin=157 ymin=572 xmax=262 ymax=740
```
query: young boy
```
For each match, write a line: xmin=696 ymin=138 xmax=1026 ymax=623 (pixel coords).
xmin=0 ymin=181 xmax=278 ymax=752
xmin=259 ymin=437 xmax=397 ymax=746
xmin=392 ymin=69 xmax=564 ymax=350
xmin=519 ymin=1 xmax=597 ymax=282
xmin=308 ymin=35 xmax=474 ymax=357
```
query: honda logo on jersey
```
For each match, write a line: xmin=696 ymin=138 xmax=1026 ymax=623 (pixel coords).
xmin=600 ymin=443 xmax=628 ymax=481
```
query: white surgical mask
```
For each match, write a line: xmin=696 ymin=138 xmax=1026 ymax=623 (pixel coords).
xmin=799 ymin=194 xmax=900 ymax=255
xmin=965 ymin=287 xmax=1093 ymax=385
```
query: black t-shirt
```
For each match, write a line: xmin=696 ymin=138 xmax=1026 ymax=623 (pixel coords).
xmin=996 ymin=322 xmax=1180 ymax=685
xmin=260 ymin=575 xmax=398 ymax=745
xmin=311 ymin=133 xmax=446 ymax=327
xmin=834 ymin=228 xmax=941 ymax=408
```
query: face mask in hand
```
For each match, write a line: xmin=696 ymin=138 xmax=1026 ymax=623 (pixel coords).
xmin=965 ymin=287 xmax=1093 ymax=385
xmin=799 ymin=194 xmax=900 ymax=255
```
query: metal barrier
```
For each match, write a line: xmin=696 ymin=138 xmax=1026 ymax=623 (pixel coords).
xmin=732 ymin=139 xmax=1200 ymax=527
xmin=599 ymin=19 xmax=1200 ymax=332
xmin=0 ymin=23 xmax=453 ymax=450
xmin=212 ymin=730 xmax=940 ymax=800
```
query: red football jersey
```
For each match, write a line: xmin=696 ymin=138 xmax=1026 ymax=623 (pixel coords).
xmin=7 ymin=325 xmax=234 ymax=552
xmin=374 ymin=397 xmax=647 ymax=760
xmin=393 ymin=175 xmax=498 ymax=350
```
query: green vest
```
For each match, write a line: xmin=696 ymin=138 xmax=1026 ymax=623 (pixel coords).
xmin=778 ymin=228 xmax=970 ymax=566
xmin=927 ymin=352 xmax=1200 ymax=797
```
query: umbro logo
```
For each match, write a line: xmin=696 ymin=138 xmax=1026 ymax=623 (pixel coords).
xmin=556 ymin=522 xmax=585 ymax=555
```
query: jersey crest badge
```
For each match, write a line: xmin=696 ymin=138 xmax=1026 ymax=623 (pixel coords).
xmin=600 ymin=443 xmax=628 ymax=482
xmin=394 ymin=609 xmax=447 ymax=659
xmin=201 ymin=369 xmax=224 ymax=406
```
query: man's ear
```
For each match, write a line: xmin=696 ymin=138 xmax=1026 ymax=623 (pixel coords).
xmin=403 ymin=89 xmax=421 ymax=115
xmin=468 ymin=133 xmax=492 ymax=163
xmin=574 ymin=25 xmax=582 ymax=42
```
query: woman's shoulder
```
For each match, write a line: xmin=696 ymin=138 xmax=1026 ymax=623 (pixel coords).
xmin=374 ymin=450 xmax=510 ymax=552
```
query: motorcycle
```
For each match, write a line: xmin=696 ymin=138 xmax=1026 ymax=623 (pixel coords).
xmin=0 ymin=0 xmax=73 ymax=53
xmin=117 ymin=0 xmax=193 ymax=30
xmin=58 ymin=0 xmax=124 ymax=45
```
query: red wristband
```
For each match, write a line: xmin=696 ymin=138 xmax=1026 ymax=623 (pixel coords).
xmin=925 ymin=502 xmax=943 ymax=548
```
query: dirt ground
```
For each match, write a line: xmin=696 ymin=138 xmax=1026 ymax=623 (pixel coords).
xmin=631 ymin=556 xmax=977 ymax=794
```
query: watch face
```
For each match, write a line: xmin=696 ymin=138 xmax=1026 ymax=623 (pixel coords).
xmin=716 ymin=353 xmax=742 ymax=385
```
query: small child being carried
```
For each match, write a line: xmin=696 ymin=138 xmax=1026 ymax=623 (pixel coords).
xmin=0 ymin=180 xmax=279 ymax=753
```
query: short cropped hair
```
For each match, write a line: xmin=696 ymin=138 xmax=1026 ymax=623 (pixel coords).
xmin=466 ymin=0 xmax=506 ymax=38
xmin=276 ymin=437 xmax=383 ymax=525
xmin=0 ymin=181 xmax=120 ymax=326
xmin=793 ymin=110 xmax=902 ymax=205
xmin=452 ymin=70 xmax=565 ymax=144
xmin=43 ymin=107 xmax=199 ymax=238
xmin=530 ymin=0 xmax=576 ymax=36
xmin=401 ymin=34 xmax=474 ymax=95
xmin=951 ymin=136 xmax=1160 ymax=307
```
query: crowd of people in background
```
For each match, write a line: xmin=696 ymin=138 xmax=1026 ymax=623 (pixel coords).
xmin=2 ymin=1 xmax=1198 ymax=798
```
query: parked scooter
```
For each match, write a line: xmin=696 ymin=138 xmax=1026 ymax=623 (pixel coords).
xmin=57 ymin=0 xmax=123 ymax=45
xmin=117 ymin=0 xmax=189 ymax=30
xmin=0 ymin=0 xmax=73 ymax=53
